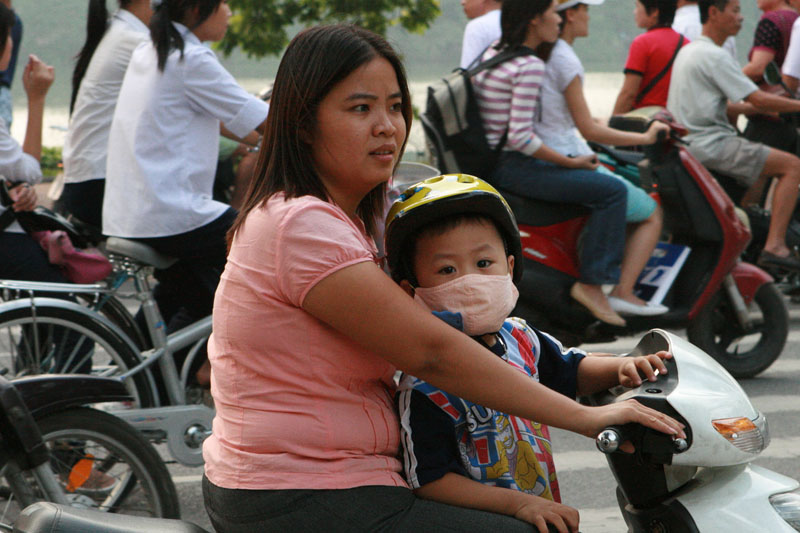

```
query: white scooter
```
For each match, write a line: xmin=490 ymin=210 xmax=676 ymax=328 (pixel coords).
xmin=591 ymin=329 xmax=800 ymax=532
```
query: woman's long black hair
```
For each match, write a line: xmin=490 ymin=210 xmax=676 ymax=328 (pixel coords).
xmin=228 ymin=24 xmax=413 ymax=243
xmin=71 ymin=1 xmax=132 ymax=114
xmin=0 ymin=4 xmax=13 ymax=58
xmin=150 ymin=0 xmax=222 ymax=71
xmin=498 ymin=0 xmax=554 ymax=51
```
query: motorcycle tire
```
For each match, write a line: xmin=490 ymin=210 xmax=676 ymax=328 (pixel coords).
xmin=687 ymin=282 xmax=788 ymax=378
xmin=0 ymin=407 xmax=180 ymax=527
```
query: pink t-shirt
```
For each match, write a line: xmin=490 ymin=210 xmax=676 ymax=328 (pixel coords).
xmin=203 ymin=194 xmax=405 ymax=490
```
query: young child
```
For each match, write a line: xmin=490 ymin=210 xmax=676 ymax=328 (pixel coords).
xmin=384 ymin=174 xmax=673 ymax=533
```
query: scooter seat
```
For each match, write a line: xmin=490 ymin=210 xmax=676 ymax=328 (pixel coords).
xmin=105 ymin=237 xmax=178 ymax=270
xmin=497 ymin=188 xmax=590 ymax=227
xmin=14 ymin=502 xmax=210 ymax=533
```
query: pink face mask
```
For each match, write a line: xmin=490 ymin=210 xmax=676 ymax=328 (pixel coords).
xmin=413 ymin=274 xmax=520 ymax=336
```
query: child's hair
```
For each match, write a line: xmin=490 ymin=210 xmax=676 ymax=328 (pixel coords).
xmin=397 ymin=213 xmax=509 ymax=285
xmin=228 ymin=24 xmax=412 ymax=244
xmin=640 ymin=0 xmax=678 ymax=27
xmin=498 ymin=0 xmax=554 ymax=51
xmin=71 ymin=1 xmax=135 ymax=113
xmin=150 ymin=0 xmax=223 ymax=71
xmin=0 ymin=4 xmax=14 ymax=58
xmin=698 ymin=0 xmax=730 ymax=24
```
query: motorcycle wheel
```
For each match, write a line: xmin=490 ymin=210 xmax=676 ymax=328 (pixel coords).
xmin=687 ymin=282 xmax=788 ymax=378
xmin=0 ymin=407 xmax=180 ymax=527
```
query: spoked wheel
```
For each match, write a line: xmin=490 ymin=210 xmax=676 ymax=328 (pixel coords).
xmin=0 ymin=408 xmax=179 ymax=528
xmin=687 ymin=282 xmax=788 ymax=378
xmin=0 ymin=302 xmax=155 ymax=407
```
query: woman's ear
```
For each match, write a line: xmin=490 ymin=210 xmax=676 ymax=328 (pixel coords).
xmin=399 ymin=279 xmax=415 ymax=297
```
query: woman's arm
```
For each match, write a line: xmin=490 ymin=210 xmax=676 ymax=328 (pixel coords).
xmin=220 ymin=119 xmax=265 ymax=146
xmin=564 ymin=76 xmax=666 ymax=146
xmin=415 ymin=473 xmax=579 ymax=533
xmin=303 ymin=261 xmax=685 ymax=439
xmin=21 ymin=55 xmax=54 ymax=161
xmin=742 ymin=49 xmax=776 ymax=82
xmin=612 ymin=73 xmax=642 ymax=116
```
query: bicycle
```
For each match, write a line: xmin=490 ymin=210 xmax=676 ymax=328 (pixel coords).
xmin=0 ymin=236 xmax=214 ymax=467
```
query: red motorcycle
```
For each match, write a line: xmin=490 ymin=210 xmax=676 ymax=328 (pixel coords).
xmin=488 ymin=111 xmax=787 ymax=378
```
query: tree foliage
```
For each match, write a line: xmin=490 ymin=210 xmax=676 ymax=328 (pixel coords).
xmin=219 ymin=0 xmax=441 ymax=57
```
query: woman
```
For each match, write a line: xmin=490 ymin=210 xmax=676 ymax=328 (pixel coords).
xmin=60 ymin=0 xmax=153 ymax=228
xmin=0 ymin=3 xmax=57 ymax=282
xmin=102 ymin=0 xmax=269 ymax=352
xmin=537 ymin=0 xmax=669 ymax=315
xmin=201 ymin=23 xmax=684 ymax=533
xmin=474 ymin=0 xmax=628 ymax=325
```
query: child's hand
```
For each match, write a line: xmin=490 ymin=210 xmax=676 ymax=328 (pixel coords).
xmin=618 ymin=350 xmax=672 ymax=388
xmin=513 ymin=495 xmax=579 ymax=533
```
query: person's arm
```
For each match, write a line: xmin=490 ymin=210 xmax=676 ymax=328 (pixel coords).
xmin=783 ymin=74 xmax=799 ymax=95
xmin=742 ymin=49 xmax=776 ymax=82
xmin=564 ymin=76 xmax=667 ymax=146
xmin=303 ymin=262 xmax=686 ymax=440
xmin=220 ymin=120 xmax=265 ymax=146
xmin=746 ymin=89 xmax=800 ymax=113
xmin=575 ymin=351 xmax=671 ymax=396
xmin=415 ymin=472 xmax=579 ymax=533
xmin=20 ymin=55 xmax=53 ymax=161
xmin=612 ymin=72 xmax=642 ymax=115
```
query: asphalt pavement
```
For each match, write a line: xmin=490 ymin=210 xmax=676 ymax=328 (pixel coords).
xmin=158 ymin=303 xmax=800 ymax=532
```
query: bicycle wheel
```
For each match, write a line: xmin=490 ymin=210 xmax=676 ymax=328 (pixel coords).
xmin=0 ymin=300 xmax=156 ymax=407
xmin=0 ymin=407 xmax=180 ymax=527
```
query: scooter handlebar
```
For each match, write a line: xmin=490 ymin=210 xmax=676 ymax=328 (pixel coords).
xmin=596 ymin=424 xmax=689 ymax=455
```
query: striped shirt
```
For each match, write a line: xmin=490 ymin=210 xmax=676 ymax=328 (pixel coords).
xmin=473 ymin=45 xmax=545 ymax=156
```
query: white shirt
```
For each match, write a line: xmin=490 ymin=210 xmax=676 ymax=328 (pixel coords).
xmin=460 ymin=9 xmax=501 ymax=69
xmin=62 ymin=10 xmax=150 ymax=184
xmin=537 ymin=39 xmax=592 ymax=157
xmin=103 ymin=23 xmax=269 ymax=238
xmin=0 ymin=119 xmax=42 ymax=233
xmin=782 ymin=17 xmax=800 ymax=88
xmin=672 ymin=4 xmax=737 ymax=58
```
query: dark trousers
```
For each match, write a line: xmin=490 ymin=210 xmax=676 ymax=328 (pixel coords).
xmin=0 ymin=231 xmax=69 ymax=282
xmin=60 ymin=179 xmax=105 ymax=228
xmin=202 ymin=476 xmax=535 ymax=532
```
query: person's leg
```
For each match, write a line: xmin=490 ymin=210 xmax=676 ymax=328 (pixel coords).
xmin=494 ymin=153 xmax=627 ymax=325
xmin=758 ymin=147 xmax=800 ymax=258
xmin=610 ymin=205 xmax=662 ymax=306
xmin=202 ymin=478 xmax=536 ymax=533
xmin=59 ymin=179 xmax=105 ymax=228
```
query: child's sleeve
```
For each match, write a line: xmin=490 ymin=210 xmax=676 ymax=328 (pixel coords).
xmin=530 ymin=327 xmax=587 ymax=399
xmin=397 ymin=388 xmax=467 ymax=489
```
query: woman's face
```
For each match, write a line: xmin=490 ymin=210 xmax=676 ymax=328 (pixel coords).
xmin=567 ymin=4 xmax=590 ymax=38
xmin=192 ymin=0 xmax=231 ymax=42
xmin=0 ymin=35 xmax=11 ymax=72
xmin=310 ymin=56 xmax=407 ymax=212
xmin=531 ymin=1 xmax=563 ymax=44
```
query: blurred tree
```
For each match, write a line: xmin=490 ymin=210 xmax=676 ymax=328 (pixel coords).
xmin=219 ymin=0 xmax=441 ymax=57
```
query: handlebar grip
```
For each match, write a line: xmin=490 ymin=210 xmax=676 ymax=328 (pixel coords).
xmin=596 ymin=426 xmax=624 ymax=453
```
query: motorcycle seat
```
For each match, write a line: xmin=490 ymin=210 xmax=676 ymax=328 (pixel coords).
xmin=14 ymin=502 xmax=210 ymax=533
xmin=497 ymin=187 xmax=590 ymax=227
xmin=105 ymin=237 xmax=178 ymax=270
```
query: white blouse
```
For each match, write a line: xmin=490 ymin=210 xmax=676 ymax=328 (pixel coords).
xmin=103 ymin=23 xmax=269 ymax=238
xmin=0 ymin=119 xmax=42 ymax=233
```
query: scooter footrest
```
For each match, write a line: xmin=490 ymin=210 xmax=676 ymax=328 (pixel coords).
xmin=14 ymin=502 xmax=210 ymax=533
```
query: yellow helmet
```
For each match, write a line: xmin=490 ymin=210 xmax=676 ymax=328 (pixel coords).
xmin=384 ymin=174 xmax=523 ymax=283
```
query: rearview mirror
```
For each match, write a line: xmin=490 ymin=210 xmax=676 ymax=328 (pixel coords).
xmin=764 ymin=61 xmax=782 ymax=86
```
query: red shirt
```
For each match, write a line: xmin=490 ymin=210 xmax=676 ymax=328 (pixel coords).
xmin=624 ymin=27 xmax=688 ymax=109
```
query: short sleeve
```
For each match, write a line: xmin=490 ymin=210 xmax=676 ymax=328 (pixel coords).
xmin=624 ymin=34 xmax=648 ymax=75
xmin=274 ymin=201 xmax=376 ymax=307
xmin=183 ymin=48 xmax=270 ymax=138
xmin=0 ymin=127 xmax=42 ymax=184
xmin=711 ymin=52 xmax=758 ymax=103
xmin=752 ymin=18 xmax=782 ymax=55
xmin=531 ymin=328 xmax=586 ymax=398
xmin=397 ymin=388 xmax=466 ymax=489
xmin=552 ymin=46 xmax=583 ymax=92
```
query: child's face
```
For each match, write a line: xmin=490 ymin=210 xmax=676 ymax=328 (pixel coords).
xmin=411 ymin=219 xmax=514 ymax=289
xmin=633 ymin=0 xmax=658 ymax=29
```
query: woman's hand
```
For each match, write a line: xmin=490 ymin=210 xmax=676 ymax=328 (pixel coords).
xmin=644 ymin=121 xmax=670 ymax=144
xmin=22 ymin=55 xmax=54 ymax=101
xmin=513 ymin=495 xmax=580 ymax=533
xmin=8 ymin=182 xmax=37 ymax=212
xmin=582 ymin=398 xmax=685 ymax=441
xmin=566 ymin=154 xmax=599 ymax=170
xmin=618 ymin=350 xmax=671 ymax=388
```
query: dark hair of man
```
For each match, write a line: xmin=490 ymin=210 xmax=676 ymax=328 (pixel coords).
xmin=699 ymin=0 xmax=730 ymax=24
xmin=228 ymin=24 xmax=413 ymax=243
xmin=0 ymin=4 xmax=14 ymax=60
xmin=497 ymin=0 xmax=553 ymax=51
xmin=71 ymin=1 xmax=134 ymax=114
xmin=639 ymin=0 xmax=678 ymax=27
xmin=150 ymin=0 xmax=222 ymax=72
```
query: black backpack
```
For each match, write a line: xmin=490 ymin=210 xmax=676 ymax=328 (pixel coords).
xmin=420 ymin=47 xmax=534 ymax=179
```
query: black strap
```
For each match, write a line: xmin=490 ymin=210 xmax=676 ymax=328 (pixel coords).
xmin=635 ymin=35 xmax=684 ymax=105
xmin=465 ymin=45 xmax=537 ymax=78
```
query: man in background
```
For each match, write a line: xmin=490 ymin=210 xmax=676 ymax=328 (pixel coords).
xmin=672 ymin=0 xmax=736 ymax=58
xmin=460 ymin=0 xmax=502 ymax=68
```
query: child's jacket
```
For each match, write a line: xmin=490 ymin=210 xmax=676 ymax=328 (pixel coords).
xmin=397 ymin=316 xmax=586 ymax=502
